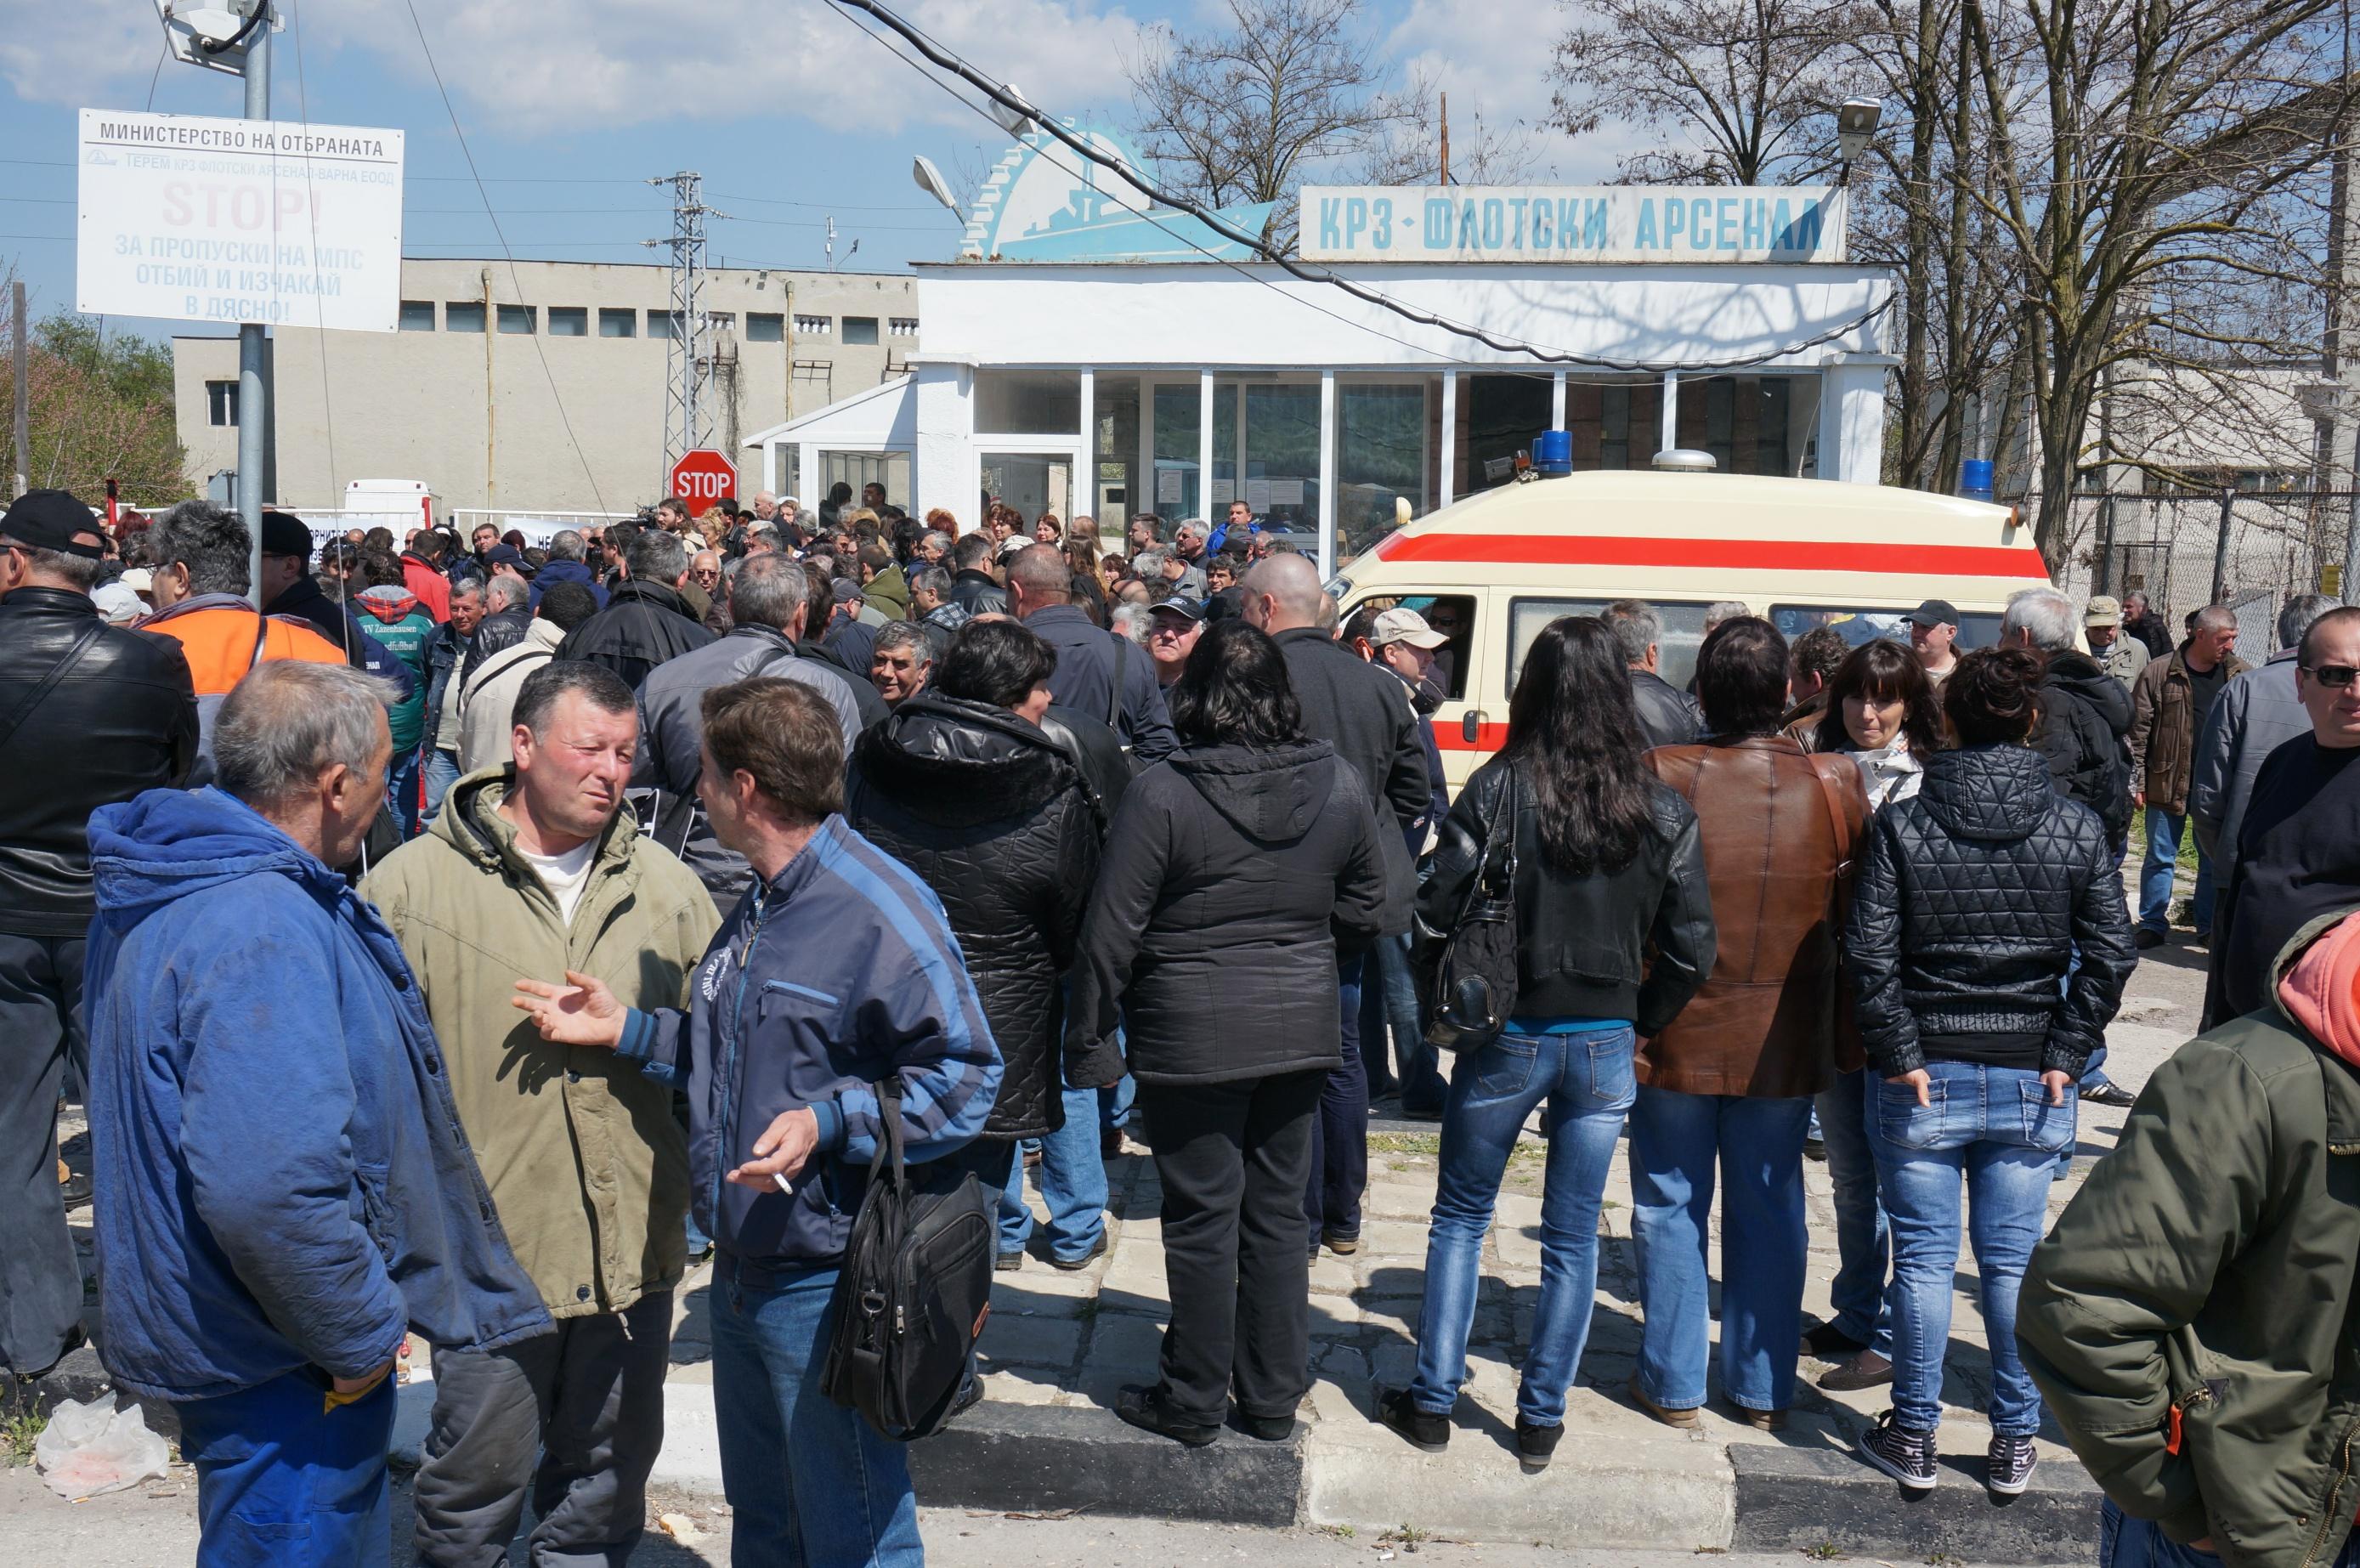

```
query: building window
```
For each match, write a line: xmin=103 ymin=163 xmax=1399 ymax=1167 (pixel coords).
xmin=976 ymin=370 xmax=1081 ymax=436
xmin=889 ymin=317 xmax=920 ymax=337
xmin=398 ymin=300 xmax=435 ymax=332
xmin=746 ymin=313 xmax=784 ymax=342
xmin=648 ymin=310 xmax=676 ymax=339
xmin=547 ymin=307 xmax=587 ymax=337
xmin=841 ymin=316 xmax=880 ymax=345
xmin=598 ymin=308 xmax=636 ymax=338
xmin=497 ymin=305 xmax=535 ymax=335
xmin=446 ymin=301 xmax=486 ymax=333
xmin=793 ymin=314 xmax=831 ymax=336
xmin=207 ymin=380 xmax=238 ymax=427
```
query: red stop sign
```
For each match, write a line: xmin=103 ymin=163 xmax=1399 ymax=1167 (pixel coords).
xmin=668 ymin=449 xmax=739 ymax=510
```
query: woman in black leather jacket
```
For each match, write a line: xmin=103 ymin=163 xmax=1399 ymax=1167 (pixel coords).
xmin=1380 ymin=616 xmax=1715 ymax=1470
xmin=1847 ymin=647 xmax=2132 ymax=1497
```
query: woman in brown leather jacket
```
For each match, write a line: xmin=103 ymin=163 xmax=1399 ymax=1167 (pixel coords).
xmin=1629 ymin=617 xmax=1869 ymax=1430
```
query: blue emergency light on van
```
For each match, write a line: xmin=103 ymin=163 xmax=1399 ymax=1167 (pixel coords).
xmin=1533 ymin=429 xmax=1573 ymax=476
xmin=1959 ymin=459 xmax=1995 ymax=501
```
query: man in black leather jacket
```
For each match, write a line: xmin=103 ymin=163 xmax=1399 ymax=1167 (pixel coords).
xmin=553 ymin=529 xmax=714 ymax=692
xmin=1606 ymin=600 xmax=1705 ymax=750
xmin=947 ymin=532 xmax=1010 ymax=617
xmin=0 ymin=490 xmax=197 ymax=1380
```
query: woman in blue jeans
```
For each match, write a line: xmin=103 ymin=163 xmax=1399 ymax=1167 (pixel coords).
xmin=1380 ymin=616 xmax=1716 ymax=1469
xmin=1846 ymin=647 xmax=2133 ymax=1495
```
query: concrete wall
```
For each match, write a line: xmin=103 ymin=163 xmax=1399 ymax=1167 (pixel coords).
xmin=171 ymin=257 xmax=918 ymax=512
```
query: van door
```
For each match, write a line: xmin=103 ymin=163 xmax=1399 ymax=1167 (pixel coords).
xmin=1338 ymin=587 xmax=1488 ymax=796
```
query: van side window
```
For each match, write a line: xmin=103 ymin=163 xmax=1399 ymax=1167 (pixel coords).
xmin=1512 ymin=599 xmax=1712 ymax=692
xmin=1771 ymin=604 xmax=2003 ymax=653
xmin=1342 ymin=594 xmax=1476 ymax=702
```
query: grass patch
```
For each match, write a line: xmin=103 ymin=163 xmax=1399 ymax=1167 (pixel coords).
xmin=0 ymin=1407 xmax=45 ymax=1468
xmin=1801 ymin=1543 xmax=1847 ymax=1561
xmin=1367 ymin=1132 xmax=1442 ymax=1157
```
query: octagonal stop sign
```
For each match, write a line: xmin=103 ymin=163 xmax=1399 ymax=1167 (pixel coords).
xmin=668 ymin=449 xmax=739 ymax=512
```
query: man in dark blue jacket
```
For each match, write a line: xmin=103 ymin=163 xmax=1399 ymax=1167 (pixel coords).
xmin=85 ymin=660 xmax=550 ymax=1566
xmin=1007 ymin=544 xmax=1178 ymax=762
xmin=515 ymin=675 xmax=999 ymax=1566
xmin=529 ymin=529 xmax=610 ymax=612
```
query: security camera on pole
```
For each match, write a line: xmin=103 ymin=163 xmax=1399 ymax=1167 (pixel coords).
xmin=150 ymin=0 xmax=280 ymax=606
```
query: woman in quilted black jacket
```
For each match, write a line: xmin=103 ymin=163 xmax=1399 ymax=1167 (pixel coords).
xmin=1844 ymin=647 xmax=2134 ymax=1497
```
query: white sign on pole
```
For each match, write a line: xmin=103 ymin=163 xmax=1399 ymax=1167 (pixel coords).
xmin=76 ymin=108 xmax=405 ymax=331
xmin=1298 ymin=185 xmax=1844 ymax=264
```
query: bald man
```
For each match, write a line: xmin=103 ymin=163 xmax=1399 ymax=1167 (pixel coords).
xmin=1006 ymin=543 xmax=1177 ymax=762
xmin=1240 ymin=552 xmax=1426 ymax=1257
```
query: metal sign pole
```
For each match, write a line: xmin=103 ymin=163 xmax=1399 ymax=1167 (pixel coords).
xmin=236 ymin=12 xmax=271 ymax=605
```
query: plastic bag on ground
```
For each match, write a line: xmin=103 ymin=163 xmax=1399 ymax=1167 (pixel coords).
xmin=33 ymin=1396 xmax=171 ymax=1498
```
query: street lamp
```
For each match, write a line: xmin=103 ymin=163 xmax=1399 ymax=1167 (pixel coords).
xmin=1836 ymin=97 xmax=1883 ymax=172
xmin=912 ymin=156 xmax=961 ymax=215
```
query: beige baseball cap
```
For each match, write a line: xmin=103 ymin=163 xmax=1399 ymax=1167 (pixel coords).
xmin=1372 ymin=607 xmax=1449 ymax=648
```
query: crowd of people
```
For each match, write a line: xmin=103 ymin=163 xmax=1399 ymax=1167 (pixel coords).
xmin=7 ymin=475 xmax=2360 ymax=1568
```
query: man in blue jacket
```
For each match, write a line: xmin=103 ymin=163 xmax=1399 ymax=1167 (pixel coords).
xmin=84 ymin=659 xmax=552 ymax=1566
xmin=529 ymin=529 xmax=610 ymax=612
xmin=515 ymin=675 xmax=999 ymax=1567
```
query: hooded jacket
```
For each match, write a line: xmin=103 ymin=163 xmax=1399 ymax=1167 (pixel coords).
xmin=352 ymin=585 xmax=436 ymax=751
xmin=2021 ymin=909 xmax=2360 ymax=1568
xmin=400 ymin=551 xmax=451 ymax=623
xmin=263 ymin=574 xmax=420 ymax=713
xmin=529 ymin=557 xmax=609 ymax=613
xmin=863 ymin=561 xmax=912 ymax=620
xmin=2032 ymin=647 xmax=2134 ymax=846
xmin=83 ymin=786 xmax=551 ymax=1400
xmin=1070 ymin=741 xmax=1392 ymax=1085
xmin=456 ymin=618 xmax=564 ymax=775
xmin=554 ymin=579 xmax=715 ymax=693
xmin=359 ymin=772 xmax=719 ymax=1322
xmin=1847 ymin=744 xmax=2135 ymax=1077
xmin=846 ymin=694 xmax=1108 ymax=1139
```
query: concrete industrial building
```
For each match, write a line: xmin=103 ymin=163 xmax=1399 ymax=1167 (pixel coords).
xmin=172 ymin=256 xmax=920 ymax=517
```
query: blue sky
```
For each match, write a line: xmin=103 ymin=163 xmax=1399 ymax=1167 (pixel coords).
xmin=1 ymin=0 xmax=1600 ymax=344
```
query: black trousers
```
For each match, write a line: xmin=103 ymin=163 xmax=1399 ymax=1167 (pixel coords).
xmin=1305 ymin=951 xmax=1369 ymax=1240
xmin=1139 ymin=1069 xmax=1324 ymax=1427
xmin=0 ymin=932 xmax=86 ymax=1375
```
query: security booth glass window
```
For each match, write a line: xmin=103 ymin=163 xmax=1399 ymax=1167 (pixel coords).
xmin=1243 ymin=382 xmax=1320 ymax=532
xmin=1510 ymin=597 xmax=1713 ymax=692
xmin=981 ymin=453 xmax=1073 ymax=524
xmin=1566 ymin=381 xmax=1664 ymax=471
xmin=1770 ymin=603 xmax=2002 ymax=653
xmin=841 ymin=316 xmax=880 ymax=346
xmin=497 ymin=305 xmax=535 ymax=335
xmin=398 ymin=300 xmax=435 ymax=332
xmin=445 ymin=302 xmax=486 ymax=333
xmin=1468 ymin=374 xmax=1554 ymax=493
xmin=1335 ymin=381 xmax=1428 ymax=558
xmin=597 ymin=309 xmax=636 ymax=338
xmin=547 ymin=307 xmax=587 ymax=337
xmin=1151 ymin=383 xmax=1201 ymax=521
xmin=1095 ymin=375 xmax=1140 ymax=529
xmin=746 ymin=313 xmax=785 ymax=343
xmin=1678 ymin=376 xmax=1796 ymax=477
xmin=976 ymin=371 xmax=1081 ymax=436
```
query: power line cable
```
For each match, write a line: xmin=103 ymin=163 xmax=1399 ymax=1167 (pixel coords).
xmin=398 ymin=0 xmax=608 ymax=513
xmin=829 ymin=0 xmax=1894 ymax=373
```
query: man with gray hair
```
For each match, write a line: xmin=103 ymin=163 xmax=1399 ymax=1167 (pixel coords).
xmin=1008 ymin=542 xmax=1177 ymax=761
xmin=634 ymin=552 xmax=863 ymax=903
xmin=86 ymin=659 xmax=550 ymax=1565
xmin=909 ymin=562 xmax=967 ymax=657
xmin=870 ymin=620 xmax=933 ymax=709
xmin=556 ymin=525 xmax=714 ymax=692
xmin=530 ymin=528 xmax=609 ymax=613
xmin=1604 ymin=598 xmax=1703 ymax=748
xmin=2192 ymin=592 xmax=2343 ymax=886
xmin=2130 ymin=603 xmax=2249 ymax=948
xmin=364 ymin=661 xmax=717 ymax=1567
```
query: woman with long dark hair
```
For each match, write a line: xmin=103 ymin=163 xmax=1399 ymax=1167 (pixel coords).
xmin=1804 ymin=637 xmax=1943 ymax=1392
xmin=1069 ymin=620 xmax=1391 ymax=1446
xmin=1379 ymin=617 xmax=1714 ymax=1469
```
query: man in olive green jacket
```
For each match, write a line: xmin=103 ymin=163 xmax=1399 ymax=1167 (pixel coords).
xmin=2019 ymin=908 xmax=2360 ymax=1568
xmin=361 ymin=661 xmax=718 ymax=1567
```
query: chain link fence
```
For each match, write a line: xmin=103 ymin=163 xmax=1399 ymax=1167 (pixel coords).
xmin=2028 ymin=488 xmax=2357 ymax=648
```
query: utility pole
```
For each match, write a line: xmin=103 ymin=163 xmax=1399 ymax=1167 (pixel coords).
xmin=1439 ymin=93 xmax=1451 ymax=186
xmin=12 ymin=280 xmax=27 ymax=499
xmin=648 ymin=172 xmax=719 ymax=490
xmin=237 ymin=10 xmax=270 ymax=603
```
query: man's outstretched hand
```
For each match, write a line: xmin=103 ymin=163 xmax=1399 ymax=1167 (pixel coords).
xmin=512 ymin=971 xmax=626 ymax=1049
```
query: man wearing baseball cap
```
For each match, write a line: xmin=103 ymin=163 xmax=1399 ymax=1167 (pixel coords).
xmin=1146 ymin=597 xmax=1205 ymax=691
xmin=2082 ymin=596 xmax=2149 ymax=689
xmin=0 ymin=490 xmax=197 ymax=1384
xmin=1905 ymin=599 xmax=1963 ymax=694
xmin=1358 ymin=605 xmax=1452 ymax=1118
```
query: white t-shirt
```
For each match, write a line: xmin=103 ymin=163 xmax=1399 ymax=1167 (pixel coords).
xmin=518 ymin=839 xmax=598 ymax=926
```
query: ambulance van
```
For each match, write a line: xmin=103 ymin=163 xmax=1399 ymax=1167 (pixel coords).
xmin=1328 ymin=467 xmax=2054 ymax=793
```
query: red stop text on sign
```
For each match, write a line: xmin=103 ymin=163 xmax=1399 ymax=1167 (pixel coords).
xmin=670 ymin=450 xmax=738 ymax=507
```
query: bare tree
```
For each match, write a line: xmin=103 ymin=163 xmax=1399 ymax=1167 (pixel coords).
xmin=1548 ymin=0 xmax=1854 ymax=184
xmin=1123 ymin=0 xmax=1418 ymax=247
xmin=1358 ymin=88 xmax=1546 ymax=186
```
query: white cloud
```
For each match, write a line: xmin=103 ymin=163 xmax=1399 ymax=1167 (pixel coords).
xmin=0 ymin=9 xmax=158 ymax=108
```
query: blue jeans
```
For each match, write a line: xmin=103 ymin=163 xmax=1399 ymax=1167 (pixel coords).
xmin=422 ymin=745 xmax=461 ymax=824
xmin=1305 ymin=952 xmax=1368 ymax=1239
xmin=1630 ymin=1087 xmax=1812 ymax=1413
xmin=1870 ymin=1061 xmax=2073 ymax=1435
xmin=2139 ymin=808 xmax=2215 ymax=934
xmin=1366 ymin=931 xmax=1446 ymax=1113
xmin=2098 ymin=1500 xmax=2360 ymax=1568
xmin=1814 ymin=1067 xmax=1891 ymax=1356
xmin=1409 ymin=1025 xmax=1634 ymax=1427
xmin=176 ymin=1367 xmax=397 ymax=1567
xmin=1000 ymin=1077 xmax=1109 ymax=1264
xmin=385 ymin=746 xmax=425 ymax=841
xmin=711 ymin=1263 xmax=922 ymax=1567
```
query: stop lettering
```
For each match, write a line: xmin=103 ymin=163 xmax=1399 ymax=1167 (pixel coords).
xmin=668 ymin=449 xmax=738 ymax=508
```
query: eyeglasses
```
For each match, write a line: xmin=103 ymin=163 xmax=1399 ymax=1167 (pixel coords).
xmin=2303 ymin=664 xmax=2360 ymax=688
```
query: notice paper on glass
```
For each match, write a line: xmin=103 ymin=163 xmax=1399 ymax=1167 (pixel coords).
xmin=1245 ymin=478 xmax=1274 ymax=512
xmin=1267 ymin=479 xmax=1305 ymax=506
xmin=1157 ymin=468 xmax=1182 ymax=504
xmin=1209 ymin=480 xmax=1235 ymax=505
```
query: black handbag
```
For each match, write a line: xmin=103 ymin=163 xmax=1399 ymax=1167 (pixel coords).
xmin=1423 ymin=764 xmax=1521 ymax=1055
xmin=820 ymin=1078 xmax=997 ymax=1441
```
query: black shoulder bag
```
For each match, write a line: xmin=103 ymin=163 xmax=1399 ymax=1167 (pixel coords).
xmin=820 ymin=1079 xmax=996 ymax=1441
xmin=1423 ymin=764 xmax=1521 ymax=1054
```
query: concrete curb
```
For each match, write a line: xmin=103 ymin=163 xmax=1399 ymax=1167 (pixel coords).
xmin=1729 ymin=1443 xmax=2102 ymax=1564
xmin=908 ymin=1402 xmax=1304 ymax=1527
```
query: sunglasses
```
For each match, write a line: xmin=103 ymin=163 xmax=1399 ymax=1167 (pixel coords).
xmin=2304 ymin=664 xmax=2360 ymax=688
